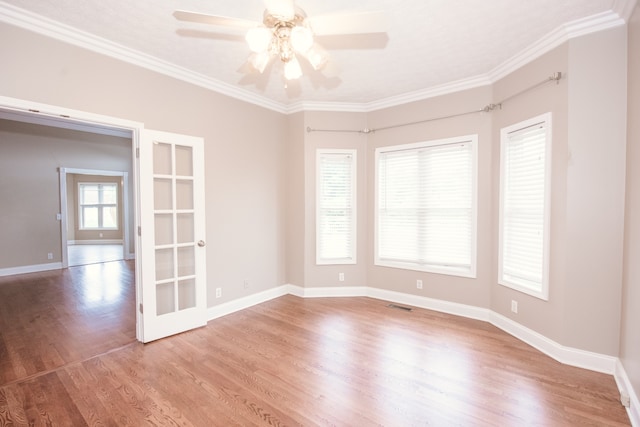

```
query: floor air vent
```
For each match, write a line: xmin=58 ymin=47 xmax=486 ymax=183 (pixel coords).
xmin=387 ymin=303 xmax=413 ymax=312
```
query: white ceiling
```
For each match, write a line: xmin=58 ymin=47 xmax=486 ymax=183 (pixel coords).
xmin=0 ymin=0 xmax=635 ymax=111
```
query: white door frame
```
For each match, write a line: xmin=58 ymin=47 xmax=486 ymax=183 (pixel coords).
xmin=59 ymin=167 xmax=130 ymax=268
xmin=0 ymin=95 xmax=146 ymax=341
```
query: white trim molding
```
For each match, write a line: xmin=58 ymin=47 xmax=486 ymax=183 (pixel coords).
xmin=68 ymin=239 xmax=123 ymax=245
xmin=0 ymin=262 xmax=62 ymax=277
xmin=207 ymin=285 xmax=290 ymax=321
xmin=615 ymin=360 xmax=640 ymax=426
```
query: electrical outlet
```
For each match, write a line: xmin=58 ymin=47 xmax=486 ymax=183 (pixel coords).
xmin=216 ymin=288 xmax=222 ymax=298
xmin=621 ymin=392 xmax=631 ymax=408
xmin=47 ymin=252 xmax=53 ymax=260
xmin=511 ymin=300 xmax=518 ymax=314
xmin=416 ymin=279 xmax=423 ymax=289
xmin=244 ymin=280 xmax=249 ymax=289
xmin=339 ymin=273 xmax=345 ymax=282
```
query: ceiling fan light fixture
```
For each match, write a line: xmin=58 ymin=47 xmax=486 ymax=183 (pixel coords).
xmin=246 ymin=26 xmax=273 ymax=53
xmin=265 ymin=0 xmax=296 ymax=21
xmin=284 ymin=56 xmax=303 ymax=80
xmin=249 ymin=51 xmax=272 ymax=73
xmin=306 ymin=44 xmax=329 ymax=70
xmin=290 ymin=25 xmax=313 ymax=54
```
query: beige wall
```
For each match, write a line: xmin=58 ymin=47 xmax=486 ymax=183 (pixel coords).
xmin=0 ymin=22 xmax=288 ymax=306
xmin=68 ymin=174 xmax=124 ymax=242
xmin=564 ymin=27 xmax=627 ymax=355
xmin=285 ymin=112 xmax=306 ymax=286
xmin=303 ymin=111 xmax=369 ymax=287
xmin=0 ymin=119 xmax=132 ymax=268
xmin=490 ymin=45 xmax=570 ymax=344
xmin=621 ymin=2 xmax=640 ymax=406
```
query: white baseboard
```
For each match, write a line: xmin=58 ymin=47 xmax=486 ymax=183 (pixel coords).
xmin=615 ymin=359 xmax=640 ymax=426
xmin=366 ymin=287 xmax=491 ymax=322
xmin=0 ymin=262 xmax=62 ymax=277
xmin=68 ymin=239 xmax=123 ymax=245
xmin=287 ymin=284 xmax=368 ymax=298
xmin=207 ymin=285 xmax=290 ymax=321
xmin=126 ymin=252 xmax=135 ymax=260
xmin=490 ymin=311 xmax=617 ymax=374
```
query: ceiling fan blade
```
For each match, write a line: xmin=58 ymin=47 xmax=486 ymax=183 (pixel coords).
xmin=308 ymin=11 xmax=387 ymax=36
xmin=173 ymin=10 xmax=258 ymax=30
xmin=264 ymin=0 xmax=295 ymax=20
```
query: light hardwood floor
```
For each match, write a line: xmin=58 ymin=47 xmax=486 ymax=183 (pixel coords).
xmin=67 ymin=244 xmax=124 ymax=266
xmin=0 ymin=262 xmax=631 ymax=426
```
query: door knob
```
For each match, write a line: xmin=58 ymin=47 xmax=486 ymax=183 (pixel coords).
xmin=197 ymin=240 xmax=206 ymax=247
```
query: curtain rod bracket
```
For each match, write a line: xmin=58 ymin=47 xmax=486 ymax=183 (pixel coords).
xmin=482 ymin=103 xmax=502 ymax=112
xmin=551 ymin=71 xmax=562 ymax=84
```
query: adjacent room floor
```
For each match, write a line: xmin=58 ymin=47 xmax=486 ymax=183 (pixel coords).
xmin=0 ymin=262 xmax=631 ymax=426
xmin=67 ymin=243 xmax=124 ymax=266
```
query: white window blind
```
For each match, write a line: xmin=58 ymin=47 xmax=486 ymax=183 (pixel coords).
xmin=499 ymin=113 xmax=551 ymax=299
xmin=316 ymin=150 xmax=356 ymax=264
xmin=79 ymin=182 xmax=118 ymax=230
xmin=375 ymin=136 xmax=477 ymax=277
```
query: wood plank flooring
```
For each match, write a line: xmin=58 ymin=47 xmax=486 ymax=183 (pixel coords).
xmin=0 ymin=260 xmax=136 ymax=385
xmin=0 ymin=263 xmax=631 ymax=425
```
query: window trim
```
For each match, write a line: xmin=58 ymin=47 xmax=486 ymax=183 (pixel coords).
xmin=316 ymin=149 xmax=357 ymax=265
xmin=78 ymin=182 xmax=119 ymax=231
xmin=498 ymin=113 xmax=552 ymax=300
xmin=374 ymin=135 xmax=478 ymax=278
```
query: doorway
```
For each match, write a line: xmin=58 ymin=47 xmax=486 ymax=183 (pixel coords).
xmin=59 ymin=168 xmax=131 ymax=268
xmin=0 ymin=97 xmax=143 ymax=342
xmin=1 ymin=95 xmax=209 ymax=344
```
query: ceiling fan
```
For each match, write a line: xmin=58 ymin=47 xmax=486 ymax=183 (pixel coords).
xmin=173 ymin=0 xmax=387 ymax=81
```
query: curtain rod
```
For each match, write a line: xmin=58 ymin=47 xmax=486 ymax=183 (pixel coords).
xmin=306 ymin=72 xmax=562 ymax=135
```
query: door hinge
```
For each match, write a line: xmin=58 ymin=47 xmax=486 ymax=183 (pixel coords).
xmin=138 ymin=226 xmax=141 ymax=236
xmin=136 ymin=147 xmax=140 ymax=158
xmin=139 ymin=303 xmax=143 ymax=314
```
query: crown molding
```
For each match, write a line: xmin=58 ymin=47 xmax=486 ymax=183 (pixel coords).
xmin=0 ymin=2 xmax=288 ymax=114
xmin=362 ymin=75 xmax=493 ymax=112
xmin=613 ymin=0 xmax=638 ymax=21
xmin=0 ymin=2 xmax=632 ymax=115
xmin=286 ymin=101 xmax=369 ymax=114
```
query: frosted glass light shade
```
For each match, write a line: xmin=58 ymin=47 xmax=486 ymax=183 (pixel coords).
xmin=246 ymin=27 xmax=273 ymax=53
xmin=306 ymin=44 xmax=329 ymax=70
xmin=290 ymin=26 xmax=313 ymax=53
xmin=284 ymin=57 xmax=303 ymax=80
xmin=249 ymin=51 xmax=272 ymax=73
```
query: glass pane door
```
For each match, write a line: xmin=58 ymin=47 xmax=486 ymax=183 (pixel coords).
xmin=153 ymin=142 xmax=197 ymax=315
xmin=140 ymin=130 xmax=206 ymax=343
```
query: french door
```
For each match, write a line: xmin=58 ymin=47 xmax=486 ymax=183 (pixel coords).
xmin=139 ymin=129 xmax=207 ymax=342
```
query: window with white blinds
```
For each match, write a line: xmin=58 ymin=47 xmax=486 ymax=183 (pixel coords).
xmin=316 ymin=150 xmax=356 ymax=265
xmin=78 ymin=182 xmax=119 ymax=230
xmin=375 ymin=135 xmax=477 ymax=277
xmin=499 ymin=113 xmax=552 ymax=300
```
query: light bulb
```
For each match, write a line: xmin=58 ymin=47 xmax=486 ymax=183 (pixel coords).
xmin=290 ymin=26 xmax=313 ymax=54
xmin=284 ymin=57 xmax=302 ymax=80
xmin=246 ymin=27 xmax=272 ymax=53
